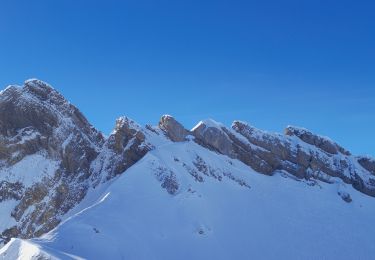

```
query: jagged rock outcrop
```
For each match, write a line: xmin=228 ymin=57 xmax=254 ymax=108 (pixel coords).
xmin=357 ymin=156 xmax=375 ymax=175
xmin=0 ymin=79 xmax=104 ymax=169
xmin=285 ymin=126 xmax=351 ymax=156
xmin=192 ymin=120 xmax=235 ymax=157
xmin=191 ymin=119 xmax=281 ymax=175
xmin=0 ymin=79 xmax=374 ymax=248
xmin=190 ymin=119 xmax=375 ymax=196
xmin=159 ymin=115 xmax=189 ymax=142
xmin=0 ymin=79 xmax=153 ymax=242
xmin=90 ymin=117 xmax=154 ymax=183
xmin=0 ymin=79 xmax=104 ymax=240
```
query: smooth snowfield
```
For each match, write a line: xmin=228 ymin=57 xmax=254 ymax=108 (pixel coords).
xmin=2 ymin=141 xmax=375 ymax=260
xmin=0 ymin=238 xmax=82 ymax=260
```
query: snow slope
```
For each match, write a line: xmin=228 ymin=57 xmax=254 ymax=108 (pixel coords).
xmin=0 ymin=238 xmax=81 ymax=260
xmin=3 ymin=140 xmax=375 ymax=260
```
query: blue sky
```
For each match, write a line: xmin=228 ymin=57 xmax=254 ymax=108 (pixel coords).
xmin=0 ymin=0 xmax=374 ymax=156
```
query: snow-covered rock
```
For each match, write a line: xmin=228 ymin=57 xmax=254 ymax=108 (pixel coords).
xmin=1 ymin=79 xmax=375 ymax=259
xmin=159 ymin=115 xmax=189 ymax=142
xmin=0 ymin=79 xmax=102 ymax=240
xmin=90 ymin=116 xmax=158 ymax=183
xmin=285 ymin=125 xmax=351 ymax=155
xmin=190 ymin=119 xmax=375 ymax=196
xmin=358 ymin=156 xmax=375 ymax=175
xmin=3 ymin=140 xmax=375 ymax=260
xmin=0 ymin=80 xmax=154 ymax=242
xmin=192 ymin=119 xmax=235 ymax=157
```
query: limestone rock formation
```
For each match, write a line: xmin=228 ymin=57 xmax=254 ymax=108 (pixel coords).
xmin=285 ymin=126 xmax=351 ymax=156
xmin=0 ymin=79 xmax=374 ymax=248
xmin=190 ymin=119 xmax=375 ymax=196
xmin=192 ymin=119 xmax=235 ymax=157
xmin=159 ymin=115 xmax=189 ymax=142
xmin=0 ymin=80 xmax=154 ymax=242
xmin=90 ymin=116 xmax=154 ymax=182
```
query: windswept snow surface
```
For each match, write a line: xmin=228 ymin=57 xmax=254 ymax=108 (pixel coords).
xmin=0 ymin=238 xmax=82 ymax=260
xmin=4 ymin=140 xmax=375 ymax=260
xmin=191 ymin=119 xmax=224 ymax=131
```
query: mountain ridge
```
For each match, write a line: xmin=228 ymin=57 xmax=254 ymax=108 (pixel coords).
xmin=0 ymin=79 xmax=374 ymax=259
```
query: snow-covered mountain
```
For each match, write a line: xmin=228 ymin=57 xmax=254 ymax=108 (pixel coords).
xmin=0 ymin=79 xmax=374 ymax=259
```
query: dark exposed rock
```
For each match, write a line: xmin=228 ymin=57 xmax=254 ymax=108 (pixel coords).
xmin=191 ymin=119 xmax=375 ymax=197
xmin=155 ymin=166 xmax=179 ymax=195
xmin=91 ymin=117 xmax=152 ymax=182
xmin=338 ymin=191 xmax=352 ymax=203
xmin=0 ymin=80 xmax=151 ymax=241
xmin=192 ymin=120 xmax=280 ymax=176
xmin=161 ymin=174 xmax=179 ymax=195
xmin=233 ymin=121 xmax=375 ymax=196
xmin=1 ymin=227 xmax=20 ymax=243
xmin=285 ymin=126 xmax=351 ymax=156
xmin=0 ymin=181 xmax=24 ymax=201
xmin=358 ymin=156 xmax=375 ymax=175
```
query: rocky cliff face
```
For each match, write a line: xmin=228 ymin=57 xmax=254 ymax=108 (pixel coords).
xmin=0 ymin=79 xmax=102 ymax=240
xmin=0 ymin=80 xmax=157 ymax=243
xmin=0 ymin=79 xmax=374 ymax=246
xmin=158 ymin=115 xmax=189 ymax=142
xmin=90 ymin=117 xmax=158 ymax=184
xmin=188 ymin=119 xmax=375 ymax=197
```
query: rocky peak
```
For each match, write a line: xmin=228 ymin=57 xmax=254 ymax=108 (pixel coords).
xmin=0 ymin=78 xmax=375 ymax=247
xmin=24 ymin=79 xmax=56 ymax=100
xmin=232 ymin=121 xmax=272 ymax=144
xmin=0 ymin=79 xmax=102 ymax=142
xmin=191 ymin=119 xmax=235 ymax=157
xmin=115 ymin=116 xmax=143 ymax=133
xmin=0 ymin=79 xmax=105 ymax=240
xmin=285 ymin=126 xmax=351 ymax=156
xmin=158 ymin=115 xmax=189 ymax=142
xmin=0 ymin=79 xmax=171 ymax=243
xmin=90 ymin=116 xmax=154 ymax=182
xmin=109 ymin=117 xmax=146 ymax=153
xmin=190 ymin=119 xmax=375 ymax=197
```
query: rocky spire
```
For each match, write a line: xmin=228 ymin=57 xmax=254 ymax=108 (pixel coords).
xmin=158 ymin=115 xmax=190 ymax=142
xmin=0 ymin=79 xmax=106 ymax=240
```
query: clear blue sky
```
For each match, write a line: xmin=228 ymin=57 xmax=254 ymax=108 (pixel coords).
xmin=0 ymin=0 xmax=374 ymax=156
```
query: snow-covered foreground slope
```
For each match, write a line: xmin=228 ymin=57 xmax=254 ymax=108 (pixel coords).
xmin=0 ymin=238 xmax=67 ymax=260
xmin=3 ymin=140 xmax=375 ymax=260
xmin=1 ymin=79 xmax=375 ymax=259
